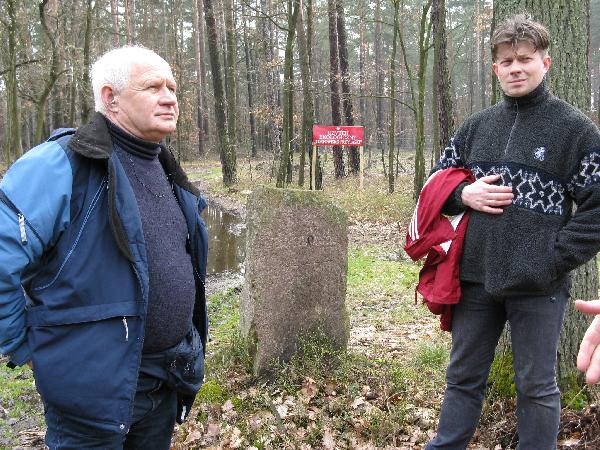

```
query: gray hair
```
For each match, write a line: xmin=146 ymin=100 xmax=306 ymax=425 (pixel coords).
xmin=91 ymin=46 xmax=171 ymax=113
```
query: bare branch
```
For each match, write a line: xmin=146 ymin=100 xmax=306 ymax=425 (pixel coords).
xmin=240 ymin=0 xmax=288 ymax=32
xmin=0 ymin=59 xmax=43 ymax=76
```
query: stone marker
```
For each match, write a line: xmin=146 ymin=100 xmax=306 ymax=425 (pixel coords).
xmin=240 ymin=187 xmax=349 ymax=375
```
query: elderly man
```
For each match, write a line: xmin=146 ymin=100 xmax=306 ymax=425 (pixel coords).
xmin=0 ymin=46 xmax=208 ymax=449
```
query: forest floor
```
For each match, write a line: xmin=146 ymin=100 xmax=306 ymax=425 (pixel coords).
xmin=1 ymin=152 xmax=600 ymax=449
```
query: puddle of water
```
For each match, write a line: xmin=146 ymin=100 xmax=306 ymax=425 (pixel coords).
xmin=202 ymin=202 xmax=246 ymax=275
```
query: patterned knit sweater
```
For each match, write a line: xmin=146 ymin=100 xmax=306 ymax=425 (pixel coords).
xmin=439 ymin=80 xmax=600 ymax=296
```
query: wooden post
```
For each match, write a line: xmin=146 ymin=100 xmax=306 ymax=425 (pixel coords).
xmin=359 ymin=145 xmax=364 ymax=190
xmin=311 ymin=145 xmax=317 ymax=190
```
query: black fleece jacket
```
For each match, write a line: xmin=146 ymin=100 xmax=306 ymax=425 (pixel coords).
xmin=438 ymin=80 xmax=600 ymax=296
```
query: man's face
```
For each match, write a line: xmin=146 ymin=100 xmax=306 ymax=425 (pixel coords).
xmin=112 ymin=63 xmax=179 ymax=143
xmin=492 ymin=41 xmax=551 ymax=97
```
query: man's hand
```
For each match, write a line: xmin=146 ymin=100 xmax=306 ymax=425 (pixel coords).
xmin=575 ymin=299 xmax=600 ymax=384
xmin=461 ymin=174 xmax=514 ymax=214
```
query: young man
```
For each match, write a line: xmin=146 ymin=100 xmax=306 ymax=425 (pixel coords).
xmin=0 ymin=46 xmax=208 ymax=449
xmin=426 ymin=15 xmax=600 ymax=449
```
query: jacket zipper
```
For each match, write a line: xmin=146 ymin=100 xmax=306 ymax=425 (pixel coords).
xmin=31 ymin=179 xmax=107 ymax=292
xmin=122 ymin=317 xmax=129 ymax=341
xmin=504 ymin=100 xmax=519 ymax=155
xmin=0 ymin=190 xmax=44 ymax=245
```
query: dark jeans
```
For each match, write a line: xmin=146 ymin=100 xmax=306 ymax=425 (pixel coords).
xmin=426 ymin=281 xmax=569 ymax=450
xmin=44 ymin=373 xmax=177 ymax=450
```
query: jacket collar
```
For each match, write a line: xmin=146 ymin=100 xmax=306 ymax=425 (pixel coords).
xmin=502 ymin=78 xmax=551 ymax=109
xmin=68 ymin=112 xmax=199 ymax=196
xmin=68 ymin=112 xmax=114 ymax=159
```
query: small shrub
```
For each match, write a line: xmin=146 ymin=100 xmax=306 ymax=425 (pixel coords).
xmin=561 ymin=372 xmax=588 ymax=411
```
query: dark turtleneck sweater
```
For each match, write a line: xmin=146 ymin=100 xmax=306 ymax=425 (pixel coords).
xmin=107 ymin=120 xmax=196 ymax=353
xmin=436 ymin=79 xmax=600 ymax=296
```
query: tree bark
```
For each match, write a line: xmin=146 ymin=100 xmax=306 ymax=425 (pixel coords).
xmin=80 ymin=0 xmax=93 ymax=124
xmin=478 ymin=0 xmax=486 ymax=110
xmin=431 ymin=0 xmax=454 ymax=161
xmin=328 ymin=0 xmax=345 ymax=178
xmin=358 ymin=0 xmax=367 ymax=130
xmin=276 ymin=0 xmax=299 ymax=187
xmin=336 ymin=0 xmax=359 ymax=174
xmin=375 ymin=0 xmax=385 ymax=176
xmin=124 ymin=0 xmax=135 ymax=44
xmin=204 ymin=0 xmax=236 ymax=185
xmin=224 ymin=0 xmax=237 ymax=155
xmin=110 ymin=0 xmax=120 ymax=46
xmin=3 ymin=0 xmax=22 ymax=162
xmin=296 ymin=0 xmax=314 ymax=187
xmin=241 ymin=1 xmax=257 ymax=158
xmin=193 ymin=0 xmax=208 ymax=156
xmin=388 ymin=0 xmax=400 ymax=193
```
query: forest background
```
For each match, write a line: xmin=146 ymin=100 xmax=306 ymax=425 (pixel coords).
xmin=2 ymin=0 xmax=599 ymax=182
xmin=2 ymin=0 xmax=600 ymax=448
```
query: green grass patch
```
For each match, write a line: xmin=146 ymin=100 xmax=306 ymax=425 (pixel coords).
xmin=0 ymin=363 xmax=40 ymax=421
xmin=410 ymin=341 xmax=450 ymax=374
xmin=347 ymin=246 xmax=419 ymax=300
xmin=0 ymin=360 xmax=44 ymax=446
xmin=208 ymin=288 xmax=241 ymax=342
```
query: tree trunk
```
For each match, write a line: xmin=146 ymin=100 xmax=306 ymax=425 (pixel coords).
xmin=276 ymin=0 xmax=299 ymax=187
xmin=358 ymin=0 xmax=366 ymax=130
xmin=4 ymin=0 xmax=22 ymax=162
xmin=328 ymin=0 xmax=345 ymax=178
xmin=110 ymin=0 xmax=120 ymax=46
xmin=305 ymin=0 xmax=322 ymax=188
xmin=336 ymin=0 xmax=359 ymax=174
xmin=388 ymin=0 xmax=400 ymax=193
xmin=398 ymin=0 xmax=432 ymax=198
xmin=478 ymin=0 xmax=486 ymax=110
xmin=80 ymin=0 xmax=93 ymax=124
xmin=224 ymin=0 xmax=237 ymax=155
xmin=241 ymin=1 xmax=257 ymax=158
xmin=193 ymin=0 xmax=208 ymax=156
xmin=414 ymin=3 xmax=432 ymax=197
xmin=597 ymin=60 xmax=600 ymax=121
xmin=204 ymin=0 xmax=236 ymax=185
xmin=468 ymin=32 xmax=475 ymax=114
xmin=125 ymin=0 xmax=135 ymax=44
xmin=296 ymin=0 xmax=314 ymax=187
xmin=375 ymin=0 xmax=385 ymax=176
xmin=431 ymin=0 xmax=454 ymax=161
xmin=493 ymin=0 xmax=595 ymax=389
xmin=264 ymin=0 xmax=281 ymax=165
xmin=34 ymin=0 xmax=65 ymax=145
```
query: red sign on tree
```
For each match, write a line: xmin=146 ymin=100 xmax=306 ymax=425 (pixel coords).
xmin=312 ymin=125 xmax=364 ymax=146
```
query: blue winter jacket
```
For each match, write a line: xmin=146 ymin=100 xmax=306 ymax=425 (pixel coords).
xmin=0 ymin=113 xmax=209 ymax=433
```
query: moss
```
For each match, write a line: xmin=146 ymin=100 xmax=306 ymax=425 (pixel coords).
xmin=487 ymin=351 xmax=517 ymax=400
xmin=196 ymin=380 xmax=227 ymax=405
xmin=246 ymin=186 xmax=348 ymax=231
